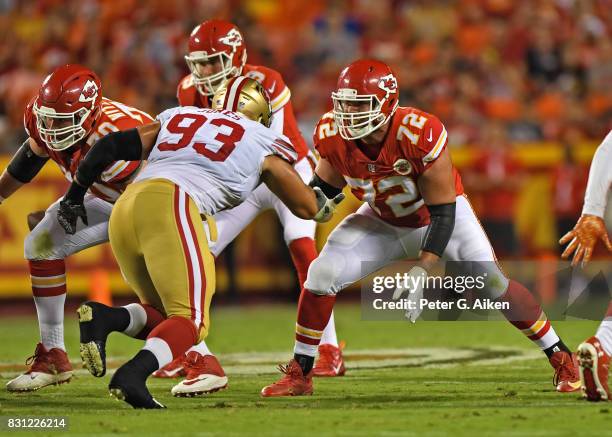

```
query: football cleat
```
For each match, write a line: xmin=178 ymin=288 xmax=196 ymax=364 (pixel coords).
xmin=77 ymin=301 xmax=115 ymax=377
xmin=550 ymin=351 xmax=581 ymax=392
xmin=6 ymin=343 xmax=72 ymax=392
xmin=170 ymin=352 xmax=228 ymax=397
xmin=260 ymin=359 xmax=313 ymax=397
xmin=152 ymin=355 xmax=187 ymax=378
xmin=109 ymin=362 xmax=165 ymax=409
xmin=313 ymin=342 xmax=346 ymax=377
xmin=577 ymin=336 xmax=610 ymax=401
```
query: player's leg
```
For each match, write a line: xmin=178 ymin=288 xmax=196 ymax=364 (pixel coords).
xmin=7 ymin=194 xmax=110 ymax=392
xmin=272 ymin=157 xmax=344 ymax=376
xmin=100 ymin=181 xmax=205 ymax=407
xmin=262 ymin=204 xmax=421 ymax=396
xmin=446 ymin=195 xmax=579 ymax=391
xmin=77 ymin=202 xmax=166 ymax=379
xmin=577 ymin=301 xmax=611 ymax=401
xmin=108 ymin=182 xmax=221 ymax=407
xmin=160 ymin=193 xmax=263 ymax=393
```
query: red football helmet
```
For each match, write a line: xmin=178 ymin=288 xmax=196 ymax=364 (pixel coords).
xmin=185 ymin=20 xmax=247 ymax=96
xmin=331 ymin=59 xmax=399 ymax=140
xmin=33 ymin=64 xmax=102 ymax=151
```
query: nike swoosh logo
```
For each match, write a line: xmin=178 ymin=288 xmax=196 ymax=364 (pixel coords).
xmin=183 ymin=375 xmax=213 ymax=386
xmin=427 ymin=129 xmax=433 ymax=142
xmin=332 ymin=363 xmax=343 ymax=374
xmin=160 ymin=366 xmax=184 ymax=377
xmin=268 ymin=82 xmax=276 ymax=94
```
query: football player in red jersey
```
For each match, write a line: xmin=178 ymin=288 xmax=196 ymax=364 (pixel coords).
xmin=560 ymin=130 xmax=612 ymax=401
xmin=154 ymin=19 xmax=345 ymax=396
xmin=261 ymin=59 xmax=581 ymax=397
xmin=0 ymin=64 xmax=155 ymax=392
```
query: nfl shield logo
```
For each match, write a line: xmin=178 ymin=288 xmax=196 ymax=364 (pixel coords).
xmin=393 ymin=159 xmax=412 ymax=175
xmin=367 ymin=163 xmax=377 ymax=173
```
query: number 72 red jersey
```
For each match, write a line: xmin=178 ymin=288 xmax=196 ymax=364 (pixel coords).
xmin=314 ymin=106 xmax=464 ymax=228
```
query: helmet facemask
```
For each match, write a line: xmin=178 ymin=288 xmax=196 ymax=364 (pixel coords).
xmin=185 ymin=50 xmax=246 ymax=96
xmin=33 ymin=104 xmax=93 ymax=151
xmin=331 ymin=89 xmax=394 ymax=140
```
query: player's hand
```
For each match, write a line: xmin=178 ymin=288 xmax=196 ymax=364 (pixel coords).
xmin=313 ymin=187 xmax=344 ymax=223
xmin=560 ymin=214 xmax=612 ymax=267
xmin=57 ymin=199 xmax=88 ymax=235
xmin=392 ymin=265 xmax=427 ymax=323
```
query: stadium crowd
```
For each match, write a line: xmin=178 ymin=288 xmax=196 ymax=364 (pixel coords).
xmin=0 ymin=0 xmax=610 ymax=255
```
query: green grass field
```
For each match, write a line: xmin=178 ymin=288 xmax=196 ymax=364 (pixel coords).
xmin=0 ymin=303 xmax=609 ymax=436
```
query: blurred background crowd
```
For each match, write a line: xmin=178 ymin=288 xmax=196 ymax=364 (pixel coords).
xmin=0 ymin=0 xmax=610 ymax=285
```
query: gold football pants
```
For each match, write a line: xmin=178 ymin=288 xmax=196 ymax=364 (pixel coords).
xmin=108 ymin=179 xmax=215 ymax=342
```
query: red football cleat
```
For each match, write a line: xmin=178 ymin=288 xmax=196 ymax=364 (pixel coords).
xmin=313 ymin=342 xmax=346 ymax=377
xmin=577 ymin=336 xmax=610 ymax=401
xmin=171 ymin=352 xmax=228 ymax=397
xmin=261 ymin=359 xmax=313 ymax=397
xmin=152 ymin=355 xmax=186 ymax=378
xmin=6 ymin=343 xmax=73 ymax=392
xmin=550 ymin=351 xmax=581 ymax=392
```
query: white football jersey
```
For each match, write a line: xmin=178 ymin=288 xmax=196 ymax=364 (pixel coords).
xmin=135 ymin=106 xmax=297 ymax=214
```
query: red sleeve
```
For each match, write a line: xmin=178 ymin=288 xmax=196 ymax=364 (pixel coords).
xmin=176 ymin=75 xmax=197 ymax=107
xmin=23 ymin=98 xmax=37 ymax=138
xmin=312 ymin=114 xmax=337 ymax=161
xmin=245 ymin=66 xmax=290 ymax=113
xmin=418 ymin=115 xmax=448 ymax=169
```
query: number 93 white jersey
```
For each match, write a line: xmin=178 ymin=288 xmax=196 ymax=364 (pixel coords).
xmin=135 ymin=106 xmax=297 ymax=215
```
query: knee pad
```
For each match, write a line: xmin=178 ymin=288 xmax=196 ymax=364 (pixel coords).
xmin=481 ymin=265 xmax=510 ymax=300
xmin=24 ymin=227 xmax=55 ymax=261
xmin=303 ymin=257 xmax=339 ymax=296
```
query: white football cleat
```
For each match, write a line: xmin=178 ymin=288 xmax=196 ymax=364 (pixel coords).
xmin=170 ymin=352 xmax=228 ymax=397
xmin=6 ymin=343 xmax=73 ymax=392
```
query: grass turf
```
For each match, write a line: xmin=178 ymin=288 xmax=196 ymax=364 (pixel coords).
xmin=0 ymin=304 xmax=609 ymax=436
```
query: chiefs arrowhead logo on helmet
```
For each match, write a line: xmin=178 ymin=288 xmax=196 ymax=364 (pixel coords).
xmin=79 ymin=80 xmax=99 ymax=104
xmin=219 ymin=28 xmax=243 ymax=49
xmin=378 ymin=74 xmax=398 ymax=96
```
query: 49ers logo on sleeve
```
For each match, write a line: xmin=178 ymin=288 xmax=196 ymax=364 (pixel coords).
xmin=378 ymin=74 xmax=398 ymax=97
xmin=79 ymin=80 xmax=99 ymax=104
xmin=219 ymin=29 xmax=243 ymax=49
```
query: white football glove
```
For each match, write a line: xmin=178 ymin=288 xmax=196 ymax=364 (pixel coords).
xmin=392 ymin=265 xmax=428 ymax=323
xmin=313 ymin=186 xmax=344 ymax=223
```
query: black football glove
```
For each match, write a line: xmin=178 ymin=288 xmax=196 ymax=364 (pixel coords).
xmin=57 ymin=181 xmax=89 ymax=234
xmin=57 ymin=198 xmax=88 ymax=235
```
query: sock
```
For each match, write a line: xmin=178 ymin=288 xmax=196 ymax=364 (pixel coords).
xmin=294 ymin=289 xmax=336 ymax=373
xmin=143 ymin=316 xmax=198 ymax=369
xmin=123 ymin=349 xmax=160 ymax=380
xmin=595 ymin=301 xmax=612 ymax=356
xmin=188 ymin=341 xmax=213 ymax=356
xmin=30 ymin=259 xmax=67 ymax=351
xmin=123 ymin=303 xmax=165 ymax=339
xmin=496 ymin=280 xmax=561 ymax=351
xmin=543 ymin=339 xmax=572 ymax=358
xmin=34 ymin=294 xmax=66 ymax=351
xmin=98 ymin=304 xmax=131 ymax=332
xmin=288 ymin=237 xmax=318 ymax=292
xmin=320 ymin=311 xmax=339 ymax=347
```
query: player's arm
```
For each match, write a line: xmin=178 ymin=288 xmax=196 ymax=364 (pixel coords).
xmin=261 ymin=155 xmax=344 ymax=222
xmin=416 ymin=147 xmax=457 ymax=270
xmin=57 ymin=122 xmax=161 ymax=234
xmin=311 ymin=157 xmax=347 ymax=192
xmin=0 ymin=138 xmax=49 ymax=203
xmin=560 ymin=130 xmax=612 ymax=266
